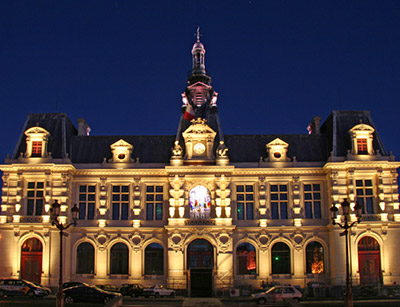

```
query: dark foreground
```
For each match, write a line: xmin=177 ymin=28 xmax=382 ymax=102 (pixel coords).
xmin=2 ymin=295 xmax=400 ymax=306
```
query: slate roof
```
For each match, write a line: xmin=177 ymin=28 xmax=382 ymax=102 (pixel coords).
xmin=320 ymin=110 xmax=387 ymax=156
xmin=10 ymin=111 xmax=388 ymax=164
xmin=12 ymin=113 xmax=77 ymax=159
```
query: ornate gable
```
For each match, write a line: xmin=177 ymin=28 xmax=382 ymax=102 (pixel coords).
xmin=109 ymin=139 xmax=133 ymax=163
xmin=182 ymin=118 xmax=216 ymax=163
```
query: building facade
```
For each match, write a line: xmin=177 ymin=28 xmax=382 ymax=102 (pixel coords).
xmin=0 ymin=34 xmax=399 ymax=296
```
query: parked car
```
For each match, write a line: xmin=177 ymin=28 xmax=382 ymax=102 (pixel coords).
xmin=62 ymin=281 xmax=88 ymax=289
xmin=143 ymin=284 xmax=176 ymax=298
xmin=119 ymin=283 xmax=144 ymax=297
xmin=96 ymin=284 xmax=120 ymax=293
xmin=0 ymin=278 xmax=48 ymax=297
xmin=31 ymin=281 xmax=51 ymax=295
xmin=252 ymin=286 xmax=303 ymax=305
xmin=63 ymin=284 xmax=121 ymax=304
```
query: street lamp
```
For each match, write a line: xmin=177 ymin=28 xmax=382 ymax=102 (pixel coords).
xmin=50 ymin=200 xmax=79 ymax=307
xmin=330 ymin=199 xmax=362 ymax=307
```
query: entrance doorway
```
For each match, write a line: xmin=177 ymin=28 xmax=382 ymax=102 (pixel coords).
xmin=187 ymin=239 xmax=213 ymax=297
xmin=358 ymin=236 xmax=382 ymax=285
xmin=21 ymin=238 xmax=43 ymax=284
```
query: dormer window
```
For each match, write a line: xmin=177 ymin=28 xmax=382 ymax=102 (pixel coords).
xmin=266 ymin=138 xmax=289 ymax=162
xmin=109 ymin=139 xmax=133 ymax=163
xmin=24 ymin=126 xmax=50 ymax=158
xmin=349 ymin=123 xmax=375 ymax=155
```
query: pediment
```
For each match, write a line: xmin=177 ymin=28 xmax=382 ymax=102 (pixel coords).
xmin=349 ymin=123 xmax=375 ymax=133
xmin=266 ymin=138 xmax=288 ymax=148
xmin=110 ymin=139 xmax=133 ymax=149
xmin=25 ymin=126 xmax=50 ymax=136
xmin=182 ymin=118 xmax=216 ymax=137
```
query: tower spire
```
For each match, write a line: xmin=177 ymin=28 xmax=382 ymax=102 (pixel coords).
xmin=188 ymin=27 xmax=211 ymax=85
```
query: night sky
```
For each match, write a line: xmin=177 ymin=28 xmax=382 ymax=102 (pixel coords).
xmin=1 ymin=1 xmax=400 ymax=165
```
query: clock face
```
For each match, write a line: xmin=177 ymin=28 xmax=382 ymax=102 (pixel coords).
xmin=193 ymin=143 xmax=206 ymax=155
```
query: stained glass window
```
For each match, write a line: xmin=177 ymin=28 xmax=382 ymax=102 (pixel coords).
xmin=189 ymin=186 xmax=211 ymax=219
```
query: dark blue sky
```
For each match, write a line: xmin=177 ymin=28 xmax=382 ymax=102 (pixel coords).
xmin=1 ymin=0 xmax=399 ymax=162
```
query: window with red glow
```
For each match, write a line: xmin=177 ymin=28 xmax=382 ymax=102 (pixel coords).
xmin=357 ymin=138 xmax=368 ymax=154
xmin=31 ymin=141 xmax=42 ymax=157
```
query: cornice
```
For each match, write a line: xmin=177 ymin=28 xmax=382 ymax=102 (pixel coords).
xmin=0 ymin=163 xmax=76 ymax=172
xmin=324 ymin=160 xmax=400 ymax=170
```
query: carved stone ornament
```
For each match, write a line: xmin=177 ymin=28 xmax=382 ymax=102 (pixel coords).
xmin=216 ymin=141 xmax=228 ymax=157
xmin=290 ymin=231 xmax=305 ymax=251
xmin=171 ymin=141 xmax=183 ymax=157
xmin=14 ymin=226 xmax=20 ymax=237
xmin=94 ymin=231 xmax=111 ymax=252
xmin=216 ymin=232 xmax=232 ymax=253
xmin=129 ymin=232 xmax=145 ymax=252
xmin=256 ymin=232 xmax=271 ymax=252
xmin=168 ymin=231 xmax=186 ymax=253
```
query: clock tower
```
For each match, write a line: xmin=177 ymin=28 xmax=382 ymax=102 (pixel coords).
xmin=174 ymin=29 xmax=228 ymax=165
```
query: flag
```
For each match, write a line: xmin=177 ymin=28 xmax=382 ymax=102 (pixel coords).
xmin=184 ymin=104 xmax=195 ymax=121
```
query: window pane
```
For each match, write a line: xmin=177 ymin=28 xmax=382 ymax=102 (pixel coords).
xmin=314 ymin=202 xmax=321 ymax=218
xmin=36 ymin=182 xmax=44 ymax=189
xmin=156 ymin=203 xmax=163 ymax=220
xmin=237 ymin=185 xmax=244 ymax=192
xmin=146 ymin=186 xmax=154 ymax=193
xmin=146 ymin=203 xmax=154 ymax=220
xmin=79 ymin=186 xmax=87 ymax=193
xmin=87 ymin=203 xmax=95 ymax=220
xmin=121 ymin=203 xmax=128 ymax=220
xmin=246 ymin=203 xmax=253 ymax=220
xmin=305 ymin=202 xmax=312 ymax=219
xmin=271 ymin=203 xmax=278 ymax=219
xmin=155 ymin=186 xmax=163 ymax=193
xmin=79 ymin=203 xmax=86 ymax=220
xmin=113 ymin=186 xmax=120 ymax=192
xmin=237 ymin=203 xmax=244 ymax=220
xmin=246 ymin=185 xmax=253 ymax=192
xmin=121 ymin=186 xmax=129 ymax=193
xmin=280 ymin=202 xmax=288 ymax=219
xmin=112 ymin=203 xmax=120 ymax=220
xmin=88 ymin=186 xmax=95 ymax=192
xmin=35 ymin=200 xmax=43 ymax=215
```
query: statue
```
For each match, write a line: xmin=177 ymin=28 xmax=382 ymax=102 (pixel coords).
xmin=217 ymin=141 xmax=228 ymax=157
xmin=172 ymin=141 xmax=183 ymax=157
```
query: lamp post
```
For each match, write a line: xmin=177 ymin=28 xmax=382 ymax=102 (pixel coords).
xmin=330 ymin=199 xmax=362 ymax=307
xmin=50 ymin=200 xmax=79 ymax=307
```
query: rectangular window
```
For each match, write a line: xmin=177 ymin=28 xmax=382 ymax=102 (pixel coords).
xmin=356 ymin=179 xmax=374 ymax=214
xmin=78 ymin=185 xmax=96 ymax=220
xmin=236 ymin=185 xmax=254 ymax=220
xmin=270 ymin=184 xmax=288 ymax=219
xmin=146 ymin=185 xmax=163 ymax=220
xmin=26 ymin=182 xmax=44 ymax=216
xmin=31 ymin=141 xmax=42 ymax=157
xmin=357 ymin=138 xmax=368 ymax=154
xmin=112 ymin=185 xmax=129 ymax=220
xmin=304 ymin=184 xmax=321 ymax=219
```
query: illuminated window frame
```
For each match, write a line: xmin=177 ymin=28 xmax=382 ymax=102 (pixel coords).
xmin=26 ymin=182 xmax=44 ymax=216
xmin=189 ymin=185 xmax=211 ymax=219
xmin=356 ymin=179 xmax=374 ymax=214
xmin=270 ymin=184 xmax=288 ymax=219
xmin=305 ymin=241 xmax=324 ymax=274
xmin=112 ymin=185 xmax=129 ymax=220
xmin=78 ymin=185 xmax=96 ymax=220
xmin=304 ymin=184 xmax=321 ymax=219
xmin=146 ymin=185 xmax=163 ymax=221
xmin=236 ymin=185 xmax=254 ymax=220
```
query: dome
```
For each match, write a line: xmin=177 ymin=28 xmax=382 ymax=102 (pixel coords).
xmin=192 ymin=40 xmax=205 ymax=53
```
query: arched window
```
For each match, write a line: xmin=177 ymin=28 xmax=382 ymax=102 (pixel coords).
xmin=145 ymin=243 xmax=164 ymax=275
xmin=21 ymin=238 xmax=42 ymax=252
xmin=271 ymin=242 xmax=290 ymax=274
xmin=306 ymin=241 xmax=324 ymax=274
xmin=110 ymin=243 xmax=128 ymax=275
xmin=189 ymin=186 xmax=211 ymax=219
xmin=76 ymin=242 xmax=94 ymax=274
xmin=237 ymin=242 xmax=256 ymax=275
xmin=358 ymin=236 xmax=381 ymax=285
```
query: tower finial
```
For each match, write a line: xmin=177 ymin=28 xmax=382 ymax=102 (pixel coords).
xmin=196 ymin=26 xmax=201 ymax=42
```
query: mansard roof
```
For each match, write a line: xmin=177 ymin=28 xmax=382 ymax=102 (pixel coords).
xmin=12 ymin=113 xmax=77 ymax=159
xmin=320 ymin=110 xmax=387 ymax=156
xmin=9 ymin=111 xmax=389 ymax=164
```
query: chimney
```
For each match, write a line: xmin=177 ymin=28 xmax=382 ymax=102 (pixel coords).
xmin=308 ymin=116 xmax=321 ymax=135
xmin=77 ymin=118 xmax=91 ymax=136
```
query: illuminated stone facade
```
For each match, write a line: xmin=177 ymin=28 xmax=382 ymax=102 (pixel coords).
xmin=0 ymin=34 xmax=399 ymax=295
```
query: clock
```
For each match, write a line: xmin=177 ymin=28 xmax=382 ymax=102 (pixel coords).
xmin=193 ymin=143 xmax=206 ymax=155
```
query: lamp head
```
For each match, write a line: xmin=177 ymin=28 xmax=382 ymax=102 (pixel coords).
xmin=354 ymin=201 xmax=363 ymax=221
xmin=71 ymin=204 xmax=79 ymax=226
xmin=341 ymin=198 xmax=350 ymax=215
xmin=50 ymin=200 xmax=61 ymax=223
xmin=330 ymin=204 xmax=339 ymax=223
